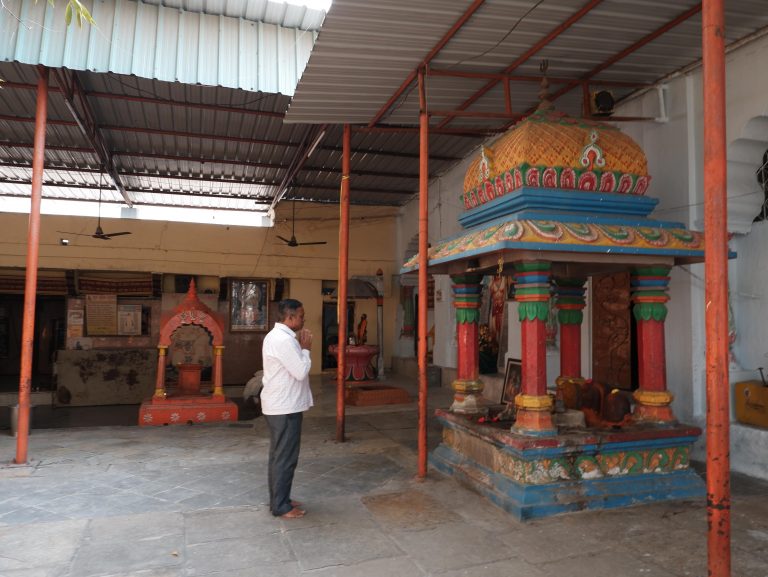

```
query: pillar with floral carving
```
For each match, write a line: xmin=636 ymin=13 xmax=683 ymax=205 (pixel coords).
xmin=631 ymin=266 xmax=675 ymax=423
xmin=513 ymin=262 xmax=556 ymax=434
xmin=554 ymin=278 xmax=587 ymax=409
xmin=212 ymin=345 xmax=225 ymax=398
xmin=154 ymin=346 xmax=168 ymax=399
xmin=450 ymin=274 xmax=487 ymax=414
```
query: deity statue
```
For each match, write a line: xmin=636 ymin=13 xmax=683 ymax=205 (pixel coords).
xmin=488 ymin=275 xmax=507 ymax=347
xmin=356 ymin=313 xmax=368 ymax=345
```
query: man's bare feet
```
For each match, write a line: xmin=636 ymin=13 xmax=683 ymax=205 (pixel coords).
xmin=280 ymin=507 xmax=305 ymax=519
xmin=290 ymin=500 xmax=302 ymax=508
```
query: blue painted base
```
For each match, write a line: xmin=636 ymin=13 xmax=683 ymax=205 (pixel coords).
xmin=430 ymin=411 xmax=705 ymax=520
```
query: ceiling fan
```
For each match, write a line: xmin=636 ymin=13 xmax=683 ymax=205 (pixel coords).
xmin=58 ymin=171 xmax=132 ymax=241
xmin=276 ymin=200 xmax=327 ymax=247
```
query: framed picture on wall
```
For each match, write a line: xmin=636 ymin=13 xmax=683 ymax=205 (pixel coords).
xmin=230 ymin=278 xmax=269 ymax=332
xmin=501 ymin=358 xmax=522 ymax=405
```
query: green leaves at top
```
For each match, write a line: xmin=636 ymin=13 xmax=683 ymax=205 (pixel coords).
xmin=40 ymin=0 xmax=95 ymax=28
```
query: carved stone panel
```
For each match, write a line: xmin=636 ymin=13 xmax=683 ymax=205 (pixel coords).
xmin=592 ymin=272 xmax=632 ymax=390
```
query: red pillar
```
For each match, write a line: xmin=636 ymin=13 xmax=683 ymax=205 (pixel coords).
xmin=336 ymin=124 xmax=351 ymax=443
xmin=417 ymin=68 xmax=430 ymax=477
xmin=449 ymin=275 xmax=486 ymax=414
xmin=702 ymin=0 xmax=731 ymax=574
xmin=553 ymin=278 xmax=587 ymax=409
xmin=631 ymin=267 xmax=675 ymax=422
xmin=513 ymin=262 xmax=555 ymax=435
xmin=15 ymin=67 xmax=48 ymax=465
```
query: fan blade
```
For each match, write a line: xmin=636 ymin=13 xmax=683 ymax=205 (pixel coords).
xmin=103 ymin=232 xmax=132 ymax=238
xmin=276 ymin=235 xmax=294 ymax=244
xmin=58 ymin=231 xmax=96 ymax=237
xmin=296 ymin=241 xmax=327 ymax=246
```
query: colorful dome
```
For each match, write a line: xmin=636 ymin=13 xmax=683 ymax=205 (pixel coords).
xmin=462 ymin=109 xmax=651 ymax=210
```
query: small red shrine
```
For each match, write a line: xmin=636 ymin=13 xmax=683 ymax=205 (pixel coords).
xmin=402 ymin=91 xmax=708 ymax=519
xmin=138 ymin=280 xmax=238 ymax=426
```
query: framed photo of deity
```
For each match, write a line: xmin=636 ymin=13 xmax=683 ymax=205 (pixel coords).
xmin=501 ymin=358 xmax=522 ymax=405
xmin=230 ymin=278 xmax=269 ymax=332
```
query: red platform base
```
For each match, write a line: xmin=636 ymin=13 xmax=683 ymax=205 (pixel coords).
xmin=345 ymin=385 xmax=411 ymax=407
xmin=139 ymin=395 xmax=238 ymax=426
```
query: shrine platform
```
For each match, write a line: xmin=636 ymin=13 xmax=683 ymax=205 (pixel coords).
xmin=430 ymin=409 xmax=705 ymax=521
xmin=138 ymin=393 xmax=238 ymax=426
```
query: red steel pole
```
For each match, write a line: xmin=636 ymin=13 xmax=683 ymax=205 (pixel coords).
xmin=417 ymin=68 xmax=429 ymax=478
xmin=336 ymin=124 xmax=351 ymax=443
xmin=15 ymin=67 xmax=48 ymax=464
xmin=702 ymin=0 xmax=731 ymax=575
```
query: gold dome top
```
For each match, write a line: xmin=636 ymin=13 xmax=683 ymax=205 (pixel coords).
xmin=463 ymin=109 xmax=649 ymax=199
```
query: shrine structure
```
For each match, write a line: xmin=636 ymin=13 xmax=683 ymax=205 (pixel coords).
xmin=402 ymin=95 xmax=708 ymax=519
xmin=139 ymin=280 xmax=238 ymax=426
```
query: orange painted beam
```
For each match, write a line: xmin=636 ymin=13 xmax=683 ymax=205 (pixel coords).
xmin=438 ymin=0 xmax=605 ymax=129
xmin=545 ymin=4 xmax=702 ymax=108
xmin=368 ymin=0 xmax=486 ymax=127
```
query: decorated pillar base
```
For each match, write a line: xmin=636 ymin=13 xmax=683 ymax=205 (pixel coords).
xmin=633 ymin=390 xmax=677 ymax=424
xmin=450 ymin=379 xmax=489 ymax=415
xmin=513 ymin=394 xmax=556 ymax=436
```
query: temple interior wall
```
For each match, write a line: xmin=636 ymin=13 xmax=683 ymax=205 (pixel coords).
xmin=1 ymin=204 xmax=400 ymax=387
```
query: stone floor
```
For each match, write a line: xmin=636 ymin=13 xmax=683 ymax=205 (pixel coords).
xmin=1 ymin=374 xmax=767 ymax=577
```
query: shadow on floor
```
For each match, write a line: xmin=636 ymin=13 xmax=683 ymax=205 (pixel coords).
xmin=0 ymin=398 xmax=262 ymax=432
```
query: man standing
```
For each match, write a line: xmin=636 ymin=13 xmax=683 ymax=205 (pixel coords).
xmin=261 ymin=299 xmax=313 ymax=519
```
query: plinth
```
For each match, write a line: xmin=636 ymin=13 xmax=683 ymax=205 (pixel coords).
xmin=139 ymin=393 xmax=238 ymax=426
xmin=430 ymin=409 xmax=704 ymax=520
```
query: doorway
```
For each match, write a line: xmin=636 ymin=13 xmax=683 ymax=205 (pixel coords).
xmin=0 ymin=295 xmax=66 ymax=392
xmin=322 ymin=301 xmax=355 ymax=370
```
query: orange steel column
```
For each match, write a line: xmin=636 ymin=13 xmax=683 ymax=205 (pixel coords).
xmin=15 ymin=67 xmax=48 ymax=464
xmin=417 ymin=68 xmax=429 ymax=478
xmin=336 ymin=124 xmax=351 ymax=443
xmin=702 ymin=1 xmax=731 ymax=575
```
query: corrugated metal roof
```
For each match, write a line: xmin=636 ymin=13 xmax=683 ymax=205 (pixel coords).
xmin=142 ymin=0 xmax=328 ymax=30
xmin=286 ymin=0 xmax=768 ymax=124
xmin=4 ymin=1 xmax=768 ymax=214
xmin=1 ymin=0 xmax=321 ymax=95
xmin=0 ymin=60 xmax=460 ymax=208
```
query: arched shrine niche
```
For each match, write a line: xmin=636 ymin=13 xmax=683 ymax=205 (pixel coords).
xmin=138 ymin=280 xmax=238 ymax=426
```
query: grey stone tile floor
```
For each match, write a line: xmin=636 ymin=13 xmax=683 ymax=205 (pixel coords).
xmin=0 ymin=374 xmax=767 ymax=577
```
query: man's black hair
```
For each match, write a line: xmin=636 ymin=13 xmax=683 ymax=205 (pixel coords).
xmin=277 ymin=299 xmax=303 ymax=322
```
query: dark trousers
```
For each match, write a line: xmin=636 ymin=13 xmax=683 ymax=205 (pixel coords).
xmin=264 ymin=412 xmax=303 ymax=516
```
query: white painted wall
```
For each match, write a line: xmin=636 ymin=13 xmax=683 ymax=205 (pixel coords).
xmin=618 ymin=33 xmax=768 ymax=478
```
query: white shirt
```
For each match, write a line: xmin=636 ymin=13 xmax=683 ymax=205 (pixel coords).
xmin=261 ymin=322 xmax=313 ymax=415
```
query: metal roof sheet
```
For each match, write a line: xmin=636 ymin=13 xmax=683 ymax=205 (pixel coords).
xmin=286 ymin=0 xmax=768 ymax=124
xmin=4 ymin=1 xmax=768 ymax=214
xmin=1 ymin=0 xmax=321 ymax=95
